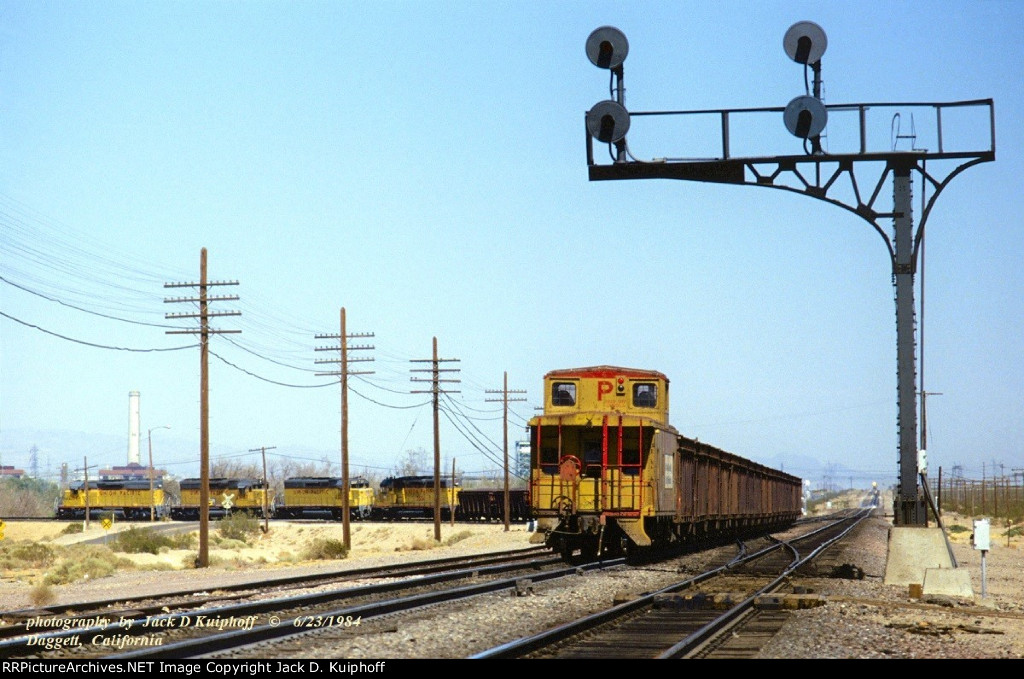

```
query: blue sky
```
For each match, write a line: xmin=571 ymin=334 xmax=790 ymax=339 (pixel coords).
xmin=2 ymin=1 xmax=1021 ymax=489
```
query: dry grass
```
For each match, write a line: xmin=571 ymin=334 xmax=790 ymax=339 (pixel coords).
xmin=301 ymin=538 xmax=349 ymax=561
xmin=29 ymin=581 xmax=55 ymax=607
xmin=43 ymin=545 xmax=135 ymax=585
xmin=0 ymin=542 xmax=57 ymax=570
xmin=444 ymin=530 xmax=474 ymax=546
xmin=405 ymin=537 xmax=439 ymax=551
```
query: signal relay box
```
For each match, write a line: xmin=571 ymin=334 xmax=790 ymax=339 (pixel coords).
xmin=972 ymin=519 xmax=990 ymax=551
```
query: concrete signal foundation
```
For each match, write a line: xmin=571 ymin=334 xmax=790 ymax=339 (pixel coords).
xmin=883 ymin=526 xmax=974 ymax=599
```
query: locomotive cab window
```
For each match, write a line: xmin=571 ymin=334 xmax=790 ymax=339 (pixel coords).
xmin=633 ymin=383 xmax=657 ymax=408
xmin=551 ymin=382 xmax=577 ymax=406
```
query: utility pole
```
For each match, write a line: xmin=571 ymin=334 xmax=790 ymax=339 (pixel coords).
xmin=316 ymin=307 xmax=374 ymax=551
xmin=485 ymin=372 xmax=527 ymax=531
xmin=165 ymin=248 xmax=240 ymax=568
xmin=249 ymin=446 xmax=276 ymax=534
xmin=411 ymin=337 xmax=460 ymax=542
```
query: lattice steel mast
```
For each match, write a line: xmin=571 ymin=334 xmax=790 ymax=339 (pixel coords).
xmin=581 ymin=24 xmax=995 ymax=526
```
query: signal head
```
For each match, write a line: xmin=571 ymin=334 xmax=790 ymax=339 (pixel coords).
xmin=783 ymin=21 xmax=827 ymax=64
xmin=586 ymin=100 xmax=631 ymax=143
xmin=586 ymin=26 xmax=629 ymax=69
xmin=784 ymin=95 xmax=827 ymax=139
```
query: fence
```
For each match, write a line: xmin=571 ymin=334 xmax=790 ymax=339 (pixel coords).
xmin=936 ymin=474 xmax=1024 ymax=522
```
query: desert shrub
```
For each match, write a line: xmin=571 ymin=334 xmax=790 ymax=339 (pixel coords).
xmin=114 ymin=527 xmax=178 ymax=554
xmin=168 ymin=531 xmax=196 ymax=549
xmin=214 ymin=538 xmax=248 ymax=550
xmin=0 ymin=542 xmax=57 ymax=569
xmin=61 ymin=523 xmax=84 ymax=535
xmin=444 ymin=530 xmax=474 ymax=546
xmin=947 ymin=524 xmax=970 ymax=534
xmin=44 ymin=546 xmax=133 ymax=585
xmin=218 ymin=512 xmax=260 ymax=542
xmin=407 ymin=537 xmax=438 ymax=551
xmin=302 ymin=538 xmax=349 ymax=561
xmin=30 ymin=581 xmax=55 ymax=607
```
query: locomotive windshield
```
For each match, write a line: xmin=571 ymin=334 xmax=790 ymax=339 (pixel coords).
xmin=551 ymin=382 xmax=576 ymax=406
xmin=632 ymin=383 xmax=657 ymax=408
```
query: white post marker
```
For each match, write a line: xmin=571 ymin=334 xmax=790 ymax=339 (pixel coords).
xmin=972 ymin=518 xmax=990 ymax=598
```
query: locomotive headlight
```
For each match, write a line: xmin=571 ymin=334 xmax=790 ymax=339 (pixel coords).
xmin=616 ymin=377 xmax=625 ymax=395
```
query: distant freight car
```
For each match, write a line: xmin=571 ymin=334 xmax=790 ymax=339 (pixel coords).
xmin=170 ymin=477 xmax=274 ymax=520
xmin=456 ymin=488 xmax=531 ymax=522
xmin=529 ymin=366 xmax=803 ymax=562
xmin=56 ymin=478 xmax=166 ymax=521
xmin=276 ymin=476 xmax=375 ymax=520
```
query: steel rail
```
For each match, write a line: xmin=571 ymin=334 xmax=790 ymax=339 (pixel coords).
xmin=112 ymin=558 xmax=626 ymax=659
xmin=659 ymin=510 xmax=869 ymax=658
xmin=471 ymin=511 xmax=868 ymax=659
xmin=0 ymin=549 xmax=558 ymax=657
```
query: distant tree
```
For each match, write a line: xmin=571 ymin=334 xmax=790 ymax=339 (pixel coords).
xmin=0 ymin=477 xmax=61 ymax=517
xmin=162 ymin=478 xmax=181 ymax=506
xmin=210 ymin=459 xmax=262 ymax=479
xmin=393 ymin=447 xmax=428 ymax=477
xmin=354 ymin=466 xmax=381 ymax=489
xmin=268 ymin=457 xmax=333 ymax=497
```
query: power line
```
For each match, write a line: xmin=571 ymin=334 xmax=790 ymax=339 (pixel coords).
xmin=0 ymin=311 xmax=197 ymax=352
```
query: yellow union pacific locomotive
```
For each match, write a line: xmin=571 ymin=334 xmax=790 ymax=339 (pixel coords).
xmin=170 ymin=477 xmax=275 ymax=520
xmin=56 ymin=479 xmax=166 ymax=520
xmin=276 ymin=476 xmax=375 ymax=520
xmin=529 ymin=366 xmax=802 ymax=561
xmin=372 ymin=475 xmax=460 ymax=520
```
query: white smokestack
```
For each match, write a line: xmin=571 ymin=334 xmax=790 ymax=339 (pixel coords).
xmin=128 ymin=391 xmax=141 ymax=465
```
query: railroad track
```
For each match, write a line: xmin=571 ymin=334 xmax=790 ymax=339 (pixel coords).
xmin=109 ymin=557 xmax=623 ymax=659
xmin=471 ymin=509 xmax=870 ymax=659
xmin=0 ymin=546 xmax=553 ymax=656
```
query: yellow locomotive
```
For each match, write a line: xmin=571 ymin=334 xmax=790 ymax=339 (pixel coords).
xmin=277 ymin=476 xmax=375 ymax=520
xmin=56 ymin=479 xmax=166 ymax=520
xmin=372 ymin=475 xmax=460 ymax=520
xmin=529 ymin=366 xmax=802 ymax=561
xmin=170 ymin=477 xmax=275 ymax=520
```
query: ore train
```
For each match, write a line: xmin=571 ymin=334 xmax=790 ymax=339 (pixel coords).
xmin=369 ymin=476 xmax=531 ymax=522
xmin=529 ymin=366 xmax=803 ymax=562
xmin=55 ymin=473 xmax=531 ymax=522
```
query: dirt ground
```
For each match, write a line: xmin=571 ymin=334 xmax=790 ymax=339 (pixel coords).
xmin=3 ymin=518 xmax=535 ymax=565
xmin=1 ymin=509 xmax=1018 ymax=614
xmin=0 ymin=519 xmax=535 ymax=611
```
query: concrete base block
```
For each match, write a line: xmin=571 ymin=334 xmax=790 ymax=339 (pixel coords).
xmin=923 ymin=567 xmax=974 ymax=599
xmin=883 ymin=526 xmax=954 ymax=586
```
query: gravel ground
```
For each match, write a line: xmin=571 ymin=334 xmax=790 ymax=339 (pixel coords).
xmin=219 ymin=513 xmax=1024 ymax=660
xmin=756 ymin=515 xmax=1024 ymax=659
xmin=4 ymin=515 xmax=1022 ymax=659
